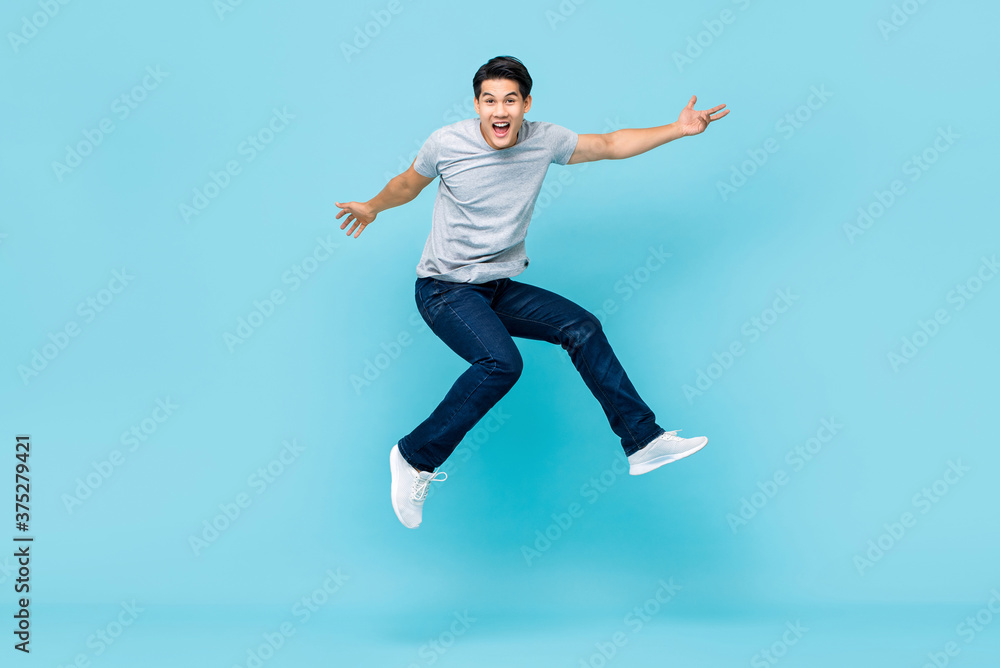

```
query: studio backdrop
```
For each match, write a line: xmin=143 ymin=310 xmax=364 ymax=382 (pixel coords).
xmin=2 ymin=0 xmax=998 ymax=666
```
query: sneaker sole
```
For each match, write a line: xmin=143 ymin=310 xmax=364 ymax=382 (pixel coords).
xmin=389 ymin=445 xmax=419 ymax=529
xmin=629 ymin=438 xmax=708 ymax=475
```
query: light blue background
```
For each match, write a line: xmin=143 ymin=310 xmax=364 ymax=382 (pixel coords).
xmin=2 ymin=0 xmax=998 ymax=666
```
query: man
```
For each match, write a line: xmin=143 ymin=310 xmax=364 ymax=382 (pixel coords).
xmin=335 ymin=55 xmax=729 ymax=529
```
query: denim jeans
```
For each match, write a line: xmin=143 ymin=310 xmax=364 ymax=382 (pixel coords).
xmin=397 ymin=276 xmax=667 ymax=472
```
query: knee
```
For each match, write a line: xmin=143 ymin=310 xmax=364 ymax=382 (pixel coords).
xmin=564 ymin=312 xmax=603 ymax=350
xmin=486 ymin=349 xmax=523 ymax=385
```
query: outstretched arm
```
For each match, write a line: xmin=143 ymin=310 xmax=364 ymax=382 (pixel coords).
xmin=335 ymin=161 xmax=435 ymax=239
xmin=567 ymin=95 xmax=729 ymax=164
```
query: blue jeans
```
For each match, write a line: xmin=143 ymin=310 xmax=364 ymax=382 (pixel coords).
xmin=397 ymin=276 xmax=667 ymax=472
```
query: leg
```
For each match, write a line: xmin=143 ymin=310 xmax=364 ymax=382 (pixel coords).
xmin=492 ymin=278 xmax=665 ymax=456
xmin=398 ymin=278 xmax=523 ymax=472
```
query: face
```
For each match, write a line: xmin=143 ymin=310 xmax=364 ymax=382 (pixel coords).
xmin=474 ymin=78 xmax=531 ymax=150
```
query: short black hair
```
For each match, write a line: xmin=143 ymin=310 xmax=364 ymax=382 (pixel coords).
xmin=473 ymin=55 xmax=532 ymax=101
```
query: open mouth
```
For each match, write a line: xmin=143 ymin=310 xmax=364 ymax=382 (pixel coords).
xmin=492 ymin=121 xmax=510 ymax=138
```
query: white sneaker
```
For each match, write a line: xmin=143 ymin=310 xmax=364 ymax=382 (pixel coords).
xmin=390 ymin=444 xmax=447 ymax=528
xmin=627 ymin=430 xmax=708 ymax=475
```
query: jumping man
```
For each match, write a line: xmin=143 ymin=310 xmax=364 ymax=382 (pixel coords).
xmin=335 ymin=55 xmax=729 ymax=529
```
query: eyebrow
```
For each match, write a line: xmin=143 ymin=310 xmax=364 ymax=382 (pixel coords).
xmin=482 ymin=91 xmax=518 ymax=98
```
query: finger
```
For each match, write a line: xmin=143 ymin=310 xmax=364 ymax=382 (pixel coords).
xmin=686 ymin=95 xmax=697 ymax=109
xmin=347 ymin=220 xmax=358 ymax=235
xmin=706 ymin=103 xmax=727 ymax=113
xmin=709 ymin=109 xmax=731 ymax=121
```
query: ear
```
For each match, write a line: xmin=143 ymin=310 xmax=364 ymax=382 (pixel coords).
xmin=523 ymin=94 xmax=531 ymax=113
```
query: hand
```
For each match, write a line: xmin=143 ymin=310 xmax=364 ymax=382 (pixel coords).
xmin=335 ymin=200 xmax=377 ymax=238
xmin=676 ymin=95 xmax=729 ymax=137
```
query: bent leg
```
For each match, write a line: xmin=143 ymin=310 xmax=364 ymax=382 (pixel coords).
xmin=398 ymin=280 xmax=523 ymax=472
xmin=492 ymin=278 xmax=665 ymax=456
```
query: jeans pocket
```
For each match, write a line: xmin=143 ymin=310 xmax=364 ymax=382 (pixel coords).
xmin=416 ymin=279 xmax=444 ymax=327
xmin=426 ymin=278 xmax=461 ymax=299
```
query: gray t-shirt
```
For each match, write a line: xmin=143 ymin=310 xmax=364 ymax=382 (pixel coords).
xmin=412 ymin=117 xmax=579 ymax=284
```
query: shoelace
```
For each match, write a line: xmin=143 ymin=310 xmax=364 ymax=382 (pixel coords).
xmin=411 ymin=471 xmax=448 ymax=502
xmin=662 ymin=429 xmax=683 ymax=441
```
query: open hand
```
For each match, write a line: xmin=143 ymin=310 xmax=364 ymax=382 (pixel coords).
xmin=676 ymin=95 xmax=729 ymax=137
xmin=335 ymin=200 xmax=376 ymax=238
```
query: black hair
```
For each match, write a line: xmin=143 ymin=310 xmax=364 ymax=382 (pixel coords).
xmin=473 ymin=55 xmax=532 ymax=101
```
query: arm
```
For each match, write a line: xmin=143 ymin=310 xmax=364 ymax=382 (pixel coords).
xmin=336 ymin=161 xmax=435 ymax=239
xmin=567 ymin=95 xmax=729 ymax=164
xmin=369 ymin=163 xmax=435 ymax=213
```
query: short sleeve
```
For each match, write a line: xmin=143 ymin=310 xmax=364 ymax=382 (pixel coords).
xmin=413 ymin=131 xmax=440 ymax=178
xmin=548 ymin=123 xmax=579 ymax=165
